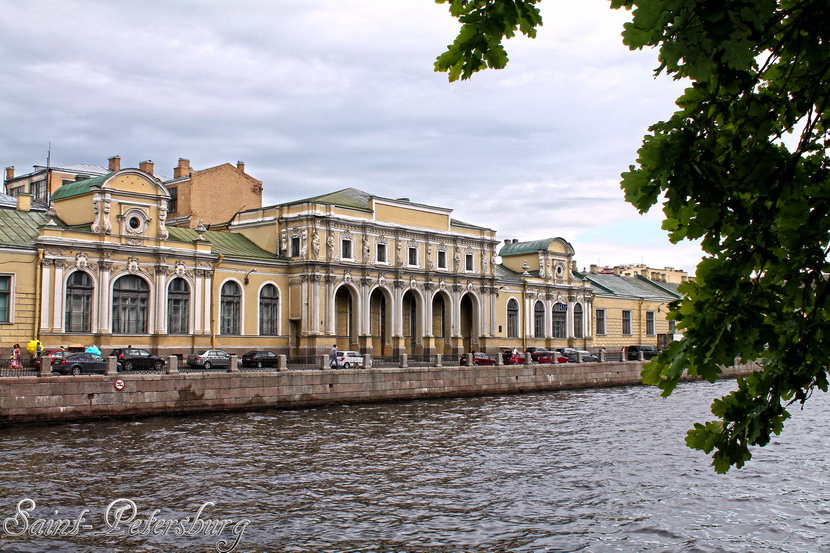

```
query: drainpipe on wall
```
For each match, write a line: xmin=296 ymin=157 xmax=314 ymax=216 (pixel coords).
xmin=522 ymin=279 xmax=528 ymax=352
xmin=34 ymin=248 xmax=44 ymax=341
xmin=210 ymin=254 xmax=224 ymax=349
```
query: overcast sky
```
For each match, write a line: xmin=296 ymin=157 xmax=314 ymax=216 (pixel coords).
xmin=1 ymin=0 xmax=703 ymax=272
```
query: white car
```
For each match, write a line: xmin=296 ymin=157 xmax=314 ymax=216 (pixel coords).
xmin=336 ymin=351 xmax=364 ymax=369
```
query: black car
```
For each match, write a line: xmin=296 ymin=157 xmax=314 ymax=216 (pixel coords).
xmin=241 ymin=350 xmax=279 ymax=368
xmin=626 ymin=345 xmax=659 ymax=361
xmin=109 ymin=348 xmax=165 ymax=370
xmin=52 ymin=352 xmax=109 ymax=375
xmin=526 ymin=346 xmax=554 ymax=362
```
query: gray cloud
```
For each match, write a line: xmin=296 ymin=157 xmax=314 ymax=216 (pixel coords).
xmin=1 ymin=0 xmax=699 ymax=272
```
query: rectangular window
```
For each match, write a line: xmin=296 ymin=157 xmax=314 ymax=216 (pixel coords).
xmin=622 ymin=310 xmax=632 ymax=335
xmin=465 ymin=254 xmax=474 ymax=271
xmin=291 ymin=237 xmax=301 ymax=257
xmin=596 ymin=309 xmax=606 ymax=335
xmin=437 ymin=250 xmax=447 ymax=269
xmin=408 ymin=247 xmax=418 ymax=266
xmin=341 ymin=239 xmax=352 ymax=260
xmin=377 ymin=243 xmax=387 ymax=263
xmin=0 ymin=275 xmax=10 ymax=323
xmin=646 ymin=311 xmax=655 ymax=336
xmin=168 ymin=187 xmax=178 ymax=213
xmin=31 ymin=180 xmax=47 ymax=200
xmin=669 ymin=319 xmax=676 ymax=334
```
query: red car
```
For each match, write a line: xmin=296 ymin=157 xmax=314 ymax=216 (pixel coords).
xmin=459 ymin=352 xmax=496 ymax=366
xmin=499 ymin=348 xmax=527 ymax=365
xmin=33 ymin=350 xmax=71 ymax=369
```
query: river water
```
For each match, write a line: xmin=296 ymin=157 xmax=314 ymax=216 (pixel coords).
xmin=1 ymin=379 xmax=828 ymax=553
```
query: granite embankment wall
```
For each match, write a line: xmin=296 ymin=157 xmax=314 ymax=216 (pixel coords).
xmin=0 ymin=361 xmax=758 ymax=425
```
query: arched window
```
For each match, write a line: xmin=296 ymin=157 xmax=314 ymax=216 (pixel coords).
xmin=167 ymin=278 xmax=189 ymax=334
xmin=259 ymin=284 xmax=279 ymax=336
xmin=66 ymin=271 xmax=93 ymax=332
xmin=507 ymin=299 xmax=519 ymax=338
xmin=534 ymin=301 xmax=545 ymax=338
xmin=574 ymin=303 xmax=584 ymax=338
xmin=553 ymin=303 xmax=567 ymax=339
xmin=220 ymin=281 xmax=241 ymax=335
xmin=112 ymin=275 xmax=149 ymax=334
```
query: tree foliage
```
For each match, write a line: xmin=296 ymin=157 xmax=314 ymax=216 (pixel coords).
xmin=436 ymin=0 xmax=830 ymax=472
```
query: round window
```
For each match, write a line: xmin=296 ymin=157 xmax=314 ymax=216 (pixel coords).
xmin=555 ymin=262 xmax=565 ymax=278
xmin=128 ymin=216 xmax=142 ymax=230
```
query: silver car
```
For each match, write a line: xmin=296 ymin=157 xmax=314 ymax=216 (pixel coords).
xmin=186 ymin=349 xmax=231 ymax=369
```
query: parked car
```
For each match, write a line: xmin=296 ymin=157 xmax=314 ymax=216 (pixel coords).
xmin=336 ymin=351 xmax=364 ymax=369
xmin=33 ymin=350 xmax=71 ymax=369
xmin=556 ymin=347 xmax=597 ymax=363
xmin=109 ymin=348 xmax=165 ymax=371
xmin=459 ymin=352 xmax=496 ymax=366
xmin=52 ymin=352 xmax=109 ymax=375
xmin=241 ymin=350 xmax=279 ymax=368
xmin=575 ymin=350 xmax=599 ymax=362
xmin=526 ymin=346 xmax=553 ymax=362
xmin=187 ymin=350 xmax=231 ymax=369
xmin=499 ymin=347 xmax=527 ymax=365
xmin=626 ymin=345 xmax=659 ymax=361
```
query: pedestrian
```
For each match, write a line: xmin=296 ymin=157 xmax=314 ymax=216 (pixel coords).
xmin=329 ymin=344 xmax=338 ymax=369
xmin=511 ymin=347 xmax=519 ymax=365
xmin=11 ymin=344 xmax=22 ymax=369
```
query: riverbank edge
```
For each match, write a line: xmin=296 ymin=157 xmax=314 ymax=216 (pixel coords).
xmin=0 ymin=361 xmax=758 ymax=425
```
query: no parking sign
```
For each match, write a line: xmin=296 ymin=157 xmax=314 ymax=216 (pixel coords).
xmin=113 ymin=379 xmax=125 ymax=391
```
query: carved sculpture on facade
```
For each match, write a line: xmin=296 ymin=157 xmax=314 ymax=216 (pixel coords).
xmin=312 ymin=228 xmax=320 ymax=259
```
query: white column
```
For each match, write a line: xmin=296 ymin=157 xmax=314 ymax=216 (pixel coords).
xmin=193 ymin=273 xmax=204 ymax=333
xmin=97 ymin=263 xmax=112 ymax=333
xmin=155 ymin=268 xmax=168 ymax=334
xmin=202 ymin=271 xmax=213 ymax=335
xmin=52 ymin=261 xmax=65 ymax=332
xmin=40 ymin=260 xmax=52 ymax=333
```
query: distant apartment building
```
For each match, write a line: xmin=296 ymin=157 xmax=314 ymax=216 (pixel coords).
xmin=591 ymin=263 xmax=690 ymax=284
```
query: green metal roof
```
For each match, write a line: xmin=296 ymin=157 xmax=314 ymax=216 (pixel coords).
xmin=499 ymin=238 xmax=559 ymax=256
xmin=166 ymin=227 xmax=279 ymax=261
xmin=0 ymin=209 xmax=58 ymax=248
xmin=50 ymin=173 xmax=112 ymax=200
xmin=287 ymin=188 xmax=373 ymax=211
xmin=575 ymin=272 xmax=681 ymax=301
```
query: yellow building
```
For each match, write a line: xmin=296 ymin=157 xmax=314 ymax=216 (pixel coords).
xmin=0 ymin=160 xmax=683 ymax=360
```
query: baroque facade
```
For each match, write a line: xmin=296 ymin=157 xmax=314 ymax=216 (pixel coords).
xmin=0 ymin=161 xmax=681 ymax=359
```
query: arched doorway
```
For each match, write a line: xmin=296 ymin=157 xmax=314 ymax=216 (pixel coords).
xmin=459 ymin=293 xmax=477 ymax=354
xmin=401 ymin=290 xmax=421 ymax=354
xmin=432 ymin=292 xmax=451 ymax=355
xmin=369 ymin=288 xmax=390 ymax=356
xmin=334 ymin=285 xmax=357 ymax=349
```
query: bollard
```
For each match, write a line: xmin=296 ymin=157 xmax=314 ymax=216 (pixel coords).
xmin=495 ymin=352 xmax=503 ymax=367
xmin=435 ymin=354 xmax=442 ymax=368
xmin=277 ymin=354 xmax=287 ymax=371
xmin=228 ymin=354 xmax=239 ymax=372
xmin=400 ymin=353 xmax=408 ymax=368
xmin=599 ymin=349 xmax=606 ymax=363
xmin=321 ymin=354 xmax=329 ymax=370
xmin=466 ymin=352 xmax=474 ymax=366
xmin=364 ymin=353 xmax=372 ymax=369
xmin=638 ymin=351 xmax=644 ymax=361
xmin=524 ymin=352 xmax=531 ymax=365
xmin=577 ymin=351 xmax=583 ymax=363
xmin=166 ymin=355 xmax=179 ymax=374
xmin=106 ymin=356 xmax=118 ymax=375
xmin=38 ymin=356 xmax=52 ymax=377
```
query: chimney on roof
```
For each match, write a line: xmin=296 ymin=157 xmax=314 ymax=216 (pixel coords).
xmin=139 ymin=160 xmax=154 ymax=175
xmin=108 ymin=156 xmax=121 ymax=172
xmin=5 ymin=166 xmax=13 ymax=181
xmin=16 ymin=193 xmax=31 ymax=212
xmin=590 ymin=264 xmax=598 ymax=274
xmin=173 ymin=158 xmax=192 ymax=178
xmin=504 ymin=239 xmax=511 ymax=246
xmin=236 ymin=161 xmax=245 ymax=173
xmin=512 ymin=239 xmax=518 ymax=243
